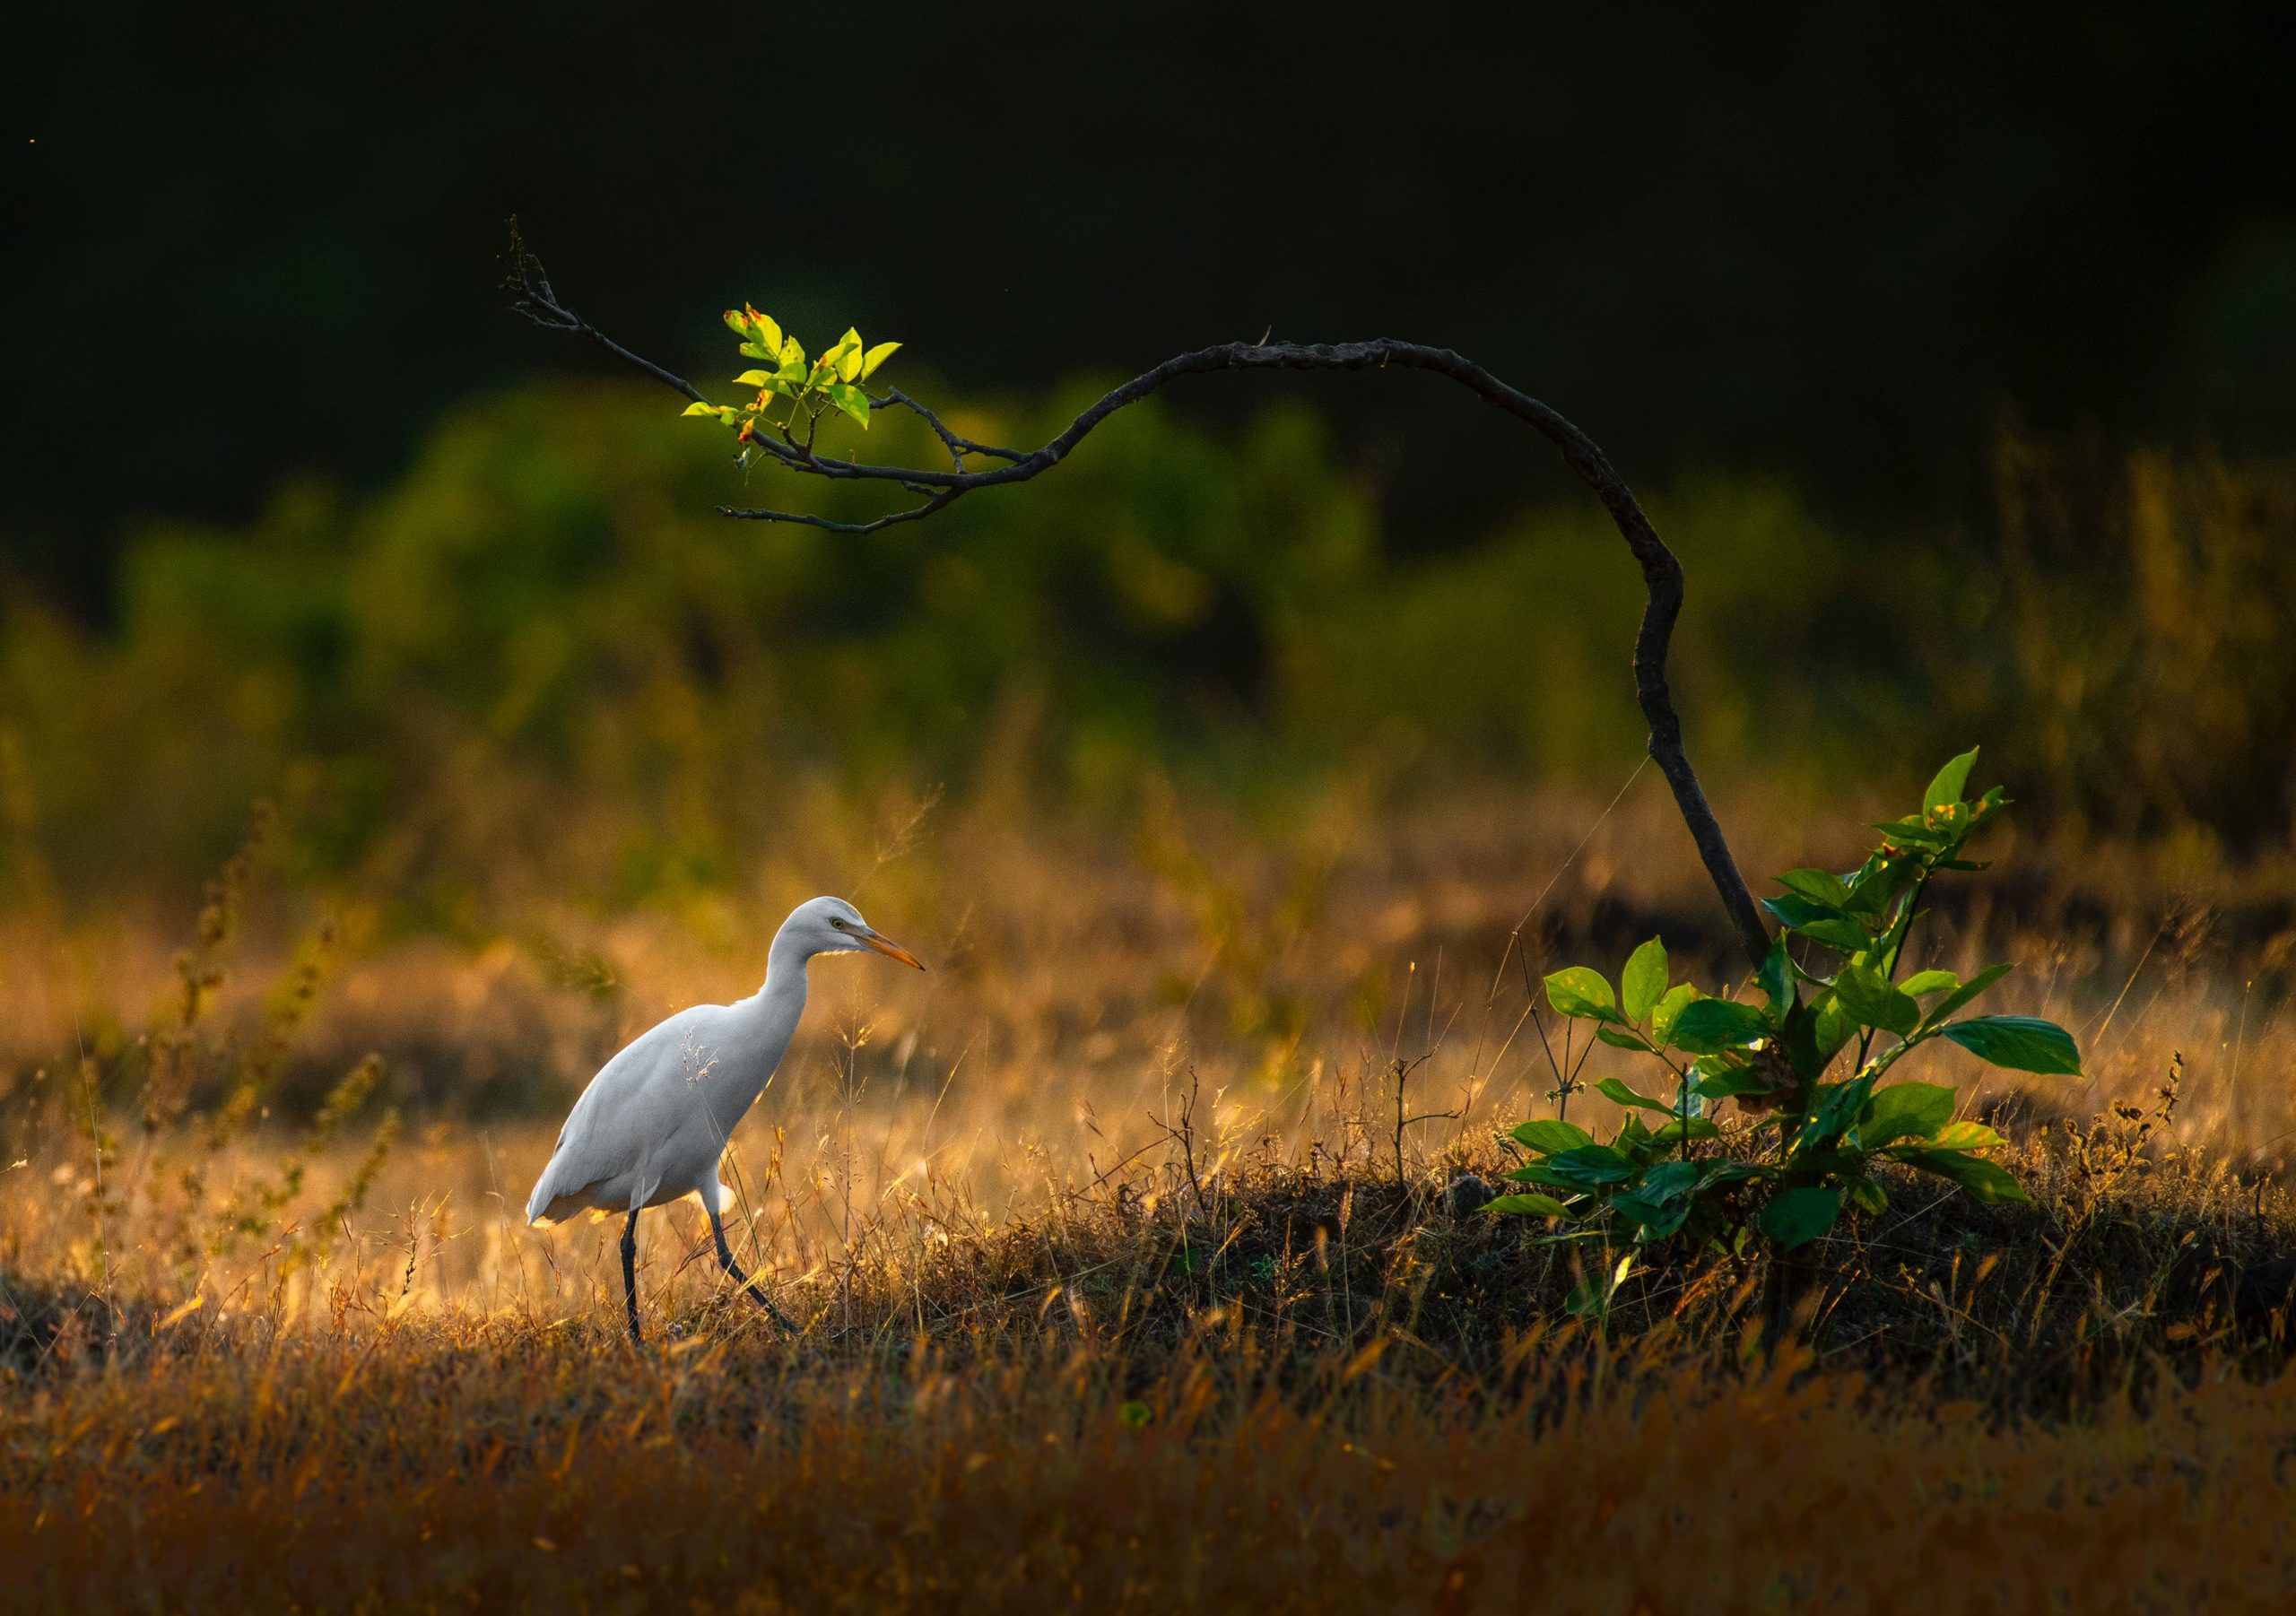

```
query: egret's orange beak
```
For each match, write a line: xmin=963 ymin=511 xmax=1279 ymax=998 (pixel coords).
xmin=863 ymin=931 xmax=926 ymax=970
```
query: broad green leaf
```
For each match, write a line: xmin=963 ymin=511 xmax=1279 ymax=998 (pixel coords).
xmin=1775 ymin=867 xmax=1852 ymax=908
xmin=1669 ymin=997 xmax=1771 ymax=1054
xmin=1596 ymin=1077 xmax=1676 ymax=1115
xmin=831 ymin=327 xmax=865 ymax=381
xmin=1812 ymin=991 xmax=1858 ymax=1062
xmin=1622 ymin=937 xmax=1668 ymax=1024
xmin=823 ymin=381 xmax=872 ymax=427
xmin=1689 ymin=1060 xmax=1770 ymax=1100
xmin=1890 ymin=1146 xmax=2031 ymax=1204
xmin=1510 ymin=1118 xmax=1596 ymax=1155
xmin=1647 ymin=1116 xmax=1722 ymax=1148
xmin=1900 ymin=969 xmax=1961 ymax=997
xmin=1857 ymin=1081 xmax=1955 ymax=1148
xmin=681 ymin=401 xmax=730 ymax=419
xmin=1483 ymin=1192 xmax=1570 ymax=1218
xmin=1611 ymin=1115 xmax=1654 ymax=1161
xmin=1611 ymin=1192 xmax=1691 ymax=1239
xmin=1761 ymin=896 xmax=1874 ymax=951
xmin=1761 ymin=1186 xmax=1842 ymax=1248
xmin=1870 ymin=815 xmax=1951 ymax=848
xmin=1845 ymin=1173 xmax=1890 ymax=1214
xmin=1833 ymin=961 xmax=1920 ymax=1038
xmin=1632 ymin=1160 xmax=1700 ymax=1200
xmin=1544 ymin=967 xmax=1619 ymax=1022
xmin=1793 ymin=1074 xmax=1878 ymax=1156
xmin=1596 ymin=1026 xmax=1648 ymax=1051
xmin=1922 ymin=962 xmax=2015 ymax=1027
xmin=1756 ymin=937 xmax=1793 ymax=1017
xmin=1651 ymin=983 xmax=1699 ymax=1047
xmin=860 ymin=340 xmax=900 ymax=378
xmin=1941 ymin=1015 xmax=2081 ymax=1075
xmin=1543 ymin=1145 xmax=1639 ymax=1186
xmin=1923 ymin=748 xmax=1980 ymax=818
xmin=1928 ymin=1119 xmax=2007 ymax=1151
xmin=1842 ymin=856 xmax=1922 ymax=919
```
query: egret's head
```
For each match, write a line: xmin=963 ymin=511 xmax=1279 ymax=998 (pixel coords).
xmin=780 ymin=895 xmax=926 ymax=969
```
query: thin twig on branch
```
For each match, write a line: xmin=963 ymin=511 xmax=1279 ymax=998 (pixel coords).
xmin=505 ymin=231 xmax=1774 ymax=971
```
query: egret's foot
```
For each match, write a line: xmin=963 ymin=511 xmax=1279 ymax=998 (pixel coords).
xmin=738 ymin=1284 xmax=799 ymax=1334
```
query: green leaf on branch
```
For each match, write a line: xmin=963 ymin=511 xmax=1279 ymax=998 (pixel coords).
xmin=1689 ymin=1057 xmax=1770 ymax=1099
xmin=1890 ymin=1146 xmax=2032 ymax=1203
xmin=1760 ymin=895 xmax=1874 ymax=951
xmin=1793 ymin=1074 xmax=1878 ymax=1156
xmin=1923 ymin=747 xmax=1979 ymax=819
xmin=1775 ymin=867 xmax=1852 ymax=908
xmin=1669 ymin=998 xmax=1771 ymax=1054
xmin=1761 ymin=1186 xmax=1842 ymax=1248
xmin=1756 ymin=938 xmax=1794 ymax=1018
xmin=1510 ymin=1118 xmax=1596 ymax=1155
xmin=1833 ymin=960 xmax=1921 ymax=1038
xmin=1922 ymin=962 xmax=2015 ymax=1026
xmin=1596 ymin=1077 xmax=1677 ymax=1115
xmin=1842 ymin=856 xmax=1921 ymax=919
xmin=1941 ymin=1015 xmax=2082 ymax=1075
xmin=1621 ymin=937 xmax=1668 ymax=1024
xmin=823 ymin=382 xmax=872 ymax=427
xmin=861 ymin=340 xmax=900 ymax=378
xmin=1612 ymin=1193 xmax=1691 ymax=1239
xmin=1648 ymin=1116 xmax=1722 ymax=1148
xmin=1483 ymin=1193 xmax=1570 ymax=1219
xmin=1811 ymin=991 xmax=1858 ymax=1062
xmin=1928 ymin=1119 xmax=2007 ymax=1151
xmin=1870 ymin=816 xmax=1952 ymax=848
xmin=1544 ymin=968 xmax=1619 ymax=1021
xmin=1857 ymin=1081 xmax=1955 ymax=1148
xmin=1542 ymin=1145 xmax=1639 ymax=1186
xmin=1900 ymin=969 xmax=1961 ymax=997
xmin=1652 ymin=984 xmax=1699 ymax=1047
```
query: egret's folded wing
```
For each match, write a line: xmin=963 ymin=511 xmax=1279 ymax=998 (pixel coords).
xmin=525 ymin=1013 xmax=700 ymax=1223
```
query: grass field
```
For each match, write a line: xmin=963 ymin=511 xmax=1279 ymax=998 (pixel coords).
xmin=7 ymin=778 xmax=2296 ymax=1610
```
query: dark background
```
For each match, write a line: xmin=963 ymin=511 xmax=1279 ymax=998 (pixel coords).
xmin=8 ymin=4 xmax=2293 ymax=616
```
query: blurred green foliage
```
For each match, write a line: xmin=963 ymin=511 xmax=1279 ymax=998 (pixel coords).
xmin=1 ymin=381 xmax=2291 ymax=923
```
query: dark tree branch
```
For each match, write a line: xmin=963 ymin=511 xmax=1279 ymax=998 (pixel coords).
xmin=507 ymin=235 xmax=1774 ymax=970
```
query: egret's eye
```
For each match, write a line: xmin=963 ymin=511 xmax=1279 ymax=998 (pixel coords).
xmin=828 ymin=917 xmax=850 ymax=932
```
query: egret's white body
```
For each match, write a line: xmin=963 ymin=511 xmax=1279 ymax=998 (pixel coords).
xmin=526 ymin=896 xmax=922 ymax=1341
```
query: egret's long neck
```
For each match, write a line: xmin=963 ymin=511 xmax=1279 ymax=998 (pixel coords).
xmin=760 ymin=925 xmax=817 ymax=1003
xmin=702 ymin=930 xmax=813 ymax=1122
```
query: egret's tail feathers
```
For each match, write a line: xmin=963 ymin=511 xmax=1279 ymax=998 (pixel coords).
xmin=526 ymin=1160 xmax=587 ymax=1226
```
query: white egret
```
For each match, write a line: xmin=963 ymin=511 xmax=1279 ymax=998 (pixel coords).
xmin=525 ymin=896 xmax=925 ymax=1343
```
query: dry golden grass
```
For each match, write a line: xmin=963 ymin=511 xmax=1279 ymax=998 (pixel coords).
xmin=6 ymin=779 xmax=2296 ymax=1609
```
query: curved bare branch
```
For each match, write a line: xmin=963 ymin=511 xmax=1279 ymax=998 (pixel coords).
xmin=507 ymin=236 xmax=1773 ymax=970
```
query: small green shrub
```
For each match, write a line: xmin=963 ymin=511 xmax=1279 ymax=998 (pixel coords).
xmin=1492 ymin=749 xmax=2081 ymax=1255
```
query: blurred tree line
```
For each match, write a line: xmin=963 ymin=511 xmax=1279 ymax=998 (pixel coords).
xmin=1 ymin=383 xmax=2289 ymax=925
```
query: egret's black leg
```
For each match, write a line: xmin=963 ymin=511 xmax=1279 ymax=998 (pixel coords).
xmin=621 ymin=1207 xmax=644 ymax=1346
xmin=707 ymin=1198 xmax=797 ymax=1331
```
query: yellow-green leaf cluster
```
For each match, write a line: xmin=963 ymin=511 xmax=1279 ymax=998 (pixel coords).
xmin=681 ymin=305 xmax=901 ymax=439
